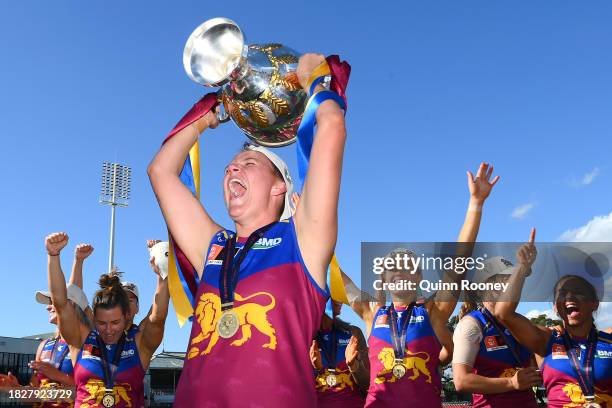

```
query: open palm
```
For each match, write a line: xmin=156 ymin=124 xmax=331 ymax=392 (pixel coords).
xmin=468 ymin=162 xmax=500 ymax=203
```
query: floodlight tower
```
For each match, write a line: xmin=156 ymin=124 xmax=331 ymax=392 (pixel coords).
xmin=99 ymin=162 xmax=131 ymax=274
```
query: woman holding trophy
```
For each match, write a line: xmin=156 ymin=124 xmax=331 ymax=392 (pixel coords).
xmin=148 ymin=18 xmax=350 ymax=407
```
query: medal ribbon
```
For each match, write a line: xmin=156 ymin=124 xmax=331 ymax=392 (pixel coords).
xmin=481 ymin=307 xmax=523 ymax=366
xmin=219 ymin=222 xmax=276 ymax=311
xmin=388 ymin=303 xmax=416 ymax=361
xmin=316 ymin=321 xmax=338 ymax=371
xmin=562 ymin=328 xmax=598 ymax=400
xmin=95 ymin=332 xmax=127 ymax=391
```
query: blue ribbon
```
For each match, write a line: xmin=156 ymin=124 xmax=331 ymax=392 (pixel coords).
xmin=295 ymin=90 xmax=347 ymax=189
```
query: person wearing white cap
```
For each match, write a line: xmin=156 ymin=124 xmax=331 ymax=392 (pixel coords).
xmin=121 ymin=280 xmax=139 ymax=330
xmin=148 ymin=54 xmax=347 ymax=407
xmin=44 ymin=231 xmax=170 ymax=408
xmin=453 ymin=235 xmax=541 ymax=408
xmin=0 ymin=243 xmax=95 ymax=402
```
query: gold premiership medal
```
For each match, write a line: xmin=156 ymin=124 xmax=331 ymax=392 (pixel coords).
xmin=102 ymin=391 xmax=115 ymax=408
xmin=325 ymin=371 xmax=337 ymax=387
xmin=392 ymin=362 xmax=407 ymax=379
xmin=583 ymin=399 xmax=601 ymax=408
xmin=217 ymin=310 xmax=240 ymax=338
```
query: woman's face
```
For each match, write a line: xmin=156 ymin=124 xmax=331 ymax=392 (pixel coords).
xmin=94 ymin=306 xmax=128 ymax=344
xmin=382 ymin=258 xmax=420 ymax=301
xmin=554 ymin=277 xmax=598 ymax=328
xmin=223 ymin=151 xmax=284 ymax=222
xmin=46 ymin=302 xmax=57 ymax=325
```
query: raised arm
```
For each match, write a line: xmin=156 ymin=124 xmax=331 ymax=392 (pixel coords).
xmin=428 ymin=163 xmax=499 ymax=324
xmin=494 ymin=229 xmax=549 ymax=356
xmin=45 ymin=233 xmax=87 ymax=348
xmin=69 ymin=243 xmax=93 ymax=289
xmin=294 ymin=54 xmax=347 ymax=290
xmin=339 ymin=267 xmax=378 ymax=324
xmin=147 ymin=110 xmax=222 ymax=276
xmin=136 ymin=254 xmax=170 ymax=370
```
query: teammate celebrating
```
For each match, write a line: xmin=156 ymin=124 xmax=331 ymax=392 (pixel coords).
xmin=494 ymin=231 xmax=611 ymax=407
xmin=340 ymin=162 xmax=499 ymax=407
xmin=452 ymin=246 xmax=541 ymax=407
xmin=45 ymin=232 xmax=170 ymax=408
xmin=310 ymin=300 xmax=369 ymax=407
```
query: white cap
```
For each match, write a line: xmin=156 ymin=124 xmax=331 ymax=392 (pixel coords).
xmin=121 ymin=281 xmax=139 ymax=300
xmin=35 ymin=284 xmax=90 ymax=311
xmin=243 ymin=144 xmax=294 ymax=221
xmin=473 ymin=256 xmax=522 ymax=284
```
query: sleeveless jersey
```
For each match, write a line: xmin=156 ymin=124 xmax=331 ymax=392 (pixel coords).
xmin=73 ymin=330 xmax=145 ymax=408
xmin=467 ymin=309 xmax=538 ymax=408
xmin=36 ymin=336 xmax=73 ymax=408
xmin=174 ymin=218 xmax=329 ymax=408
xmin=542 ymin=330 xmax=612 ymax=407
xmin=366 ymin=304 xmax=442 ymax=407
xmin=314 ymin=324 xmax=365 ymax=408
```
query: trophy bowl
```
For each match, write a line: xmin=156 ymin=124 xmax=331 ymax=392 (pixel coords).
xmin=183 ymin=17 xmax=307 ymax=147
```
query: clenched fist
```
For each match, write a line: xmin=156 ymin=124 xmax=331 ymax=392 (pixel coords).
xmin=297 ymin=53 xmax=326 ymax=92
xmin=45 ymin=232 xmax=69 ymax=256
xmin=75 ymin=243 xmax=94 ymax=261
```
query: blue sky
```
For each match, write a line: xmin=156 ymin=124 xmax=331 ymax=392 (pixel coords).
xmin=1 ymin=1 xmax=611 ymax=352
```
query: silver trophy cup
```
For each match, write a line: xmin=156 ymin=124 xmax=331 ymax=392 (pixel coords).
xmin=183 ymin=17 xmax=307 ymax=147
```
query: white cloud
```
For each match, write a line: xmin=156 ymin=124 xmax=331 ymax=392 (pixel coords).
xmin=511 ymin=203 xmax=535 ymax=219
xmin=558 ymin=211 xmax=612 ymax=242
xmin=581 ymin=167 xmax=600 ymax=186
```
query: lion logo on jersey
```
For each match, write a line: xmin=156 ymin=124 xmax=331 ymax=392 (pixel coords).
xmin=187 ymin=291 xmax=277 ymax=358
xmin=315 ymin=369 xmax=355 ymax=392
xmin=562 ymin=383 xmax=611 ymax=408
xmin=80 ymin=379 xmax=132 ymax=408
xmin=375 ymin=347 xmax=431 ymax=384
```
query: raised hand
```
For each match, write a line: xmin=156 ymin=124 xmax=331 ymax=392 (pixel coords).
xmin=467 ymin=162 xmax=500 ymax=204
xmin=45 ymin=232 xmax=69 ymax=256
xmin=296 ymin=53 xmax=327 ymax=92
xmin=74 ymin=243 xmax=94 ymax=261
xmin=202 ymin=106 xmax=220 ymax=130
xmin=148 ymin=240 xmax=163 ymax=277
xmin=309 ymin=340 xmax=323 ymax=371
xmin=517 ymin=228 xmax=537 ymax=269
xmin=345 ymin=336 xmax=360 ymax=369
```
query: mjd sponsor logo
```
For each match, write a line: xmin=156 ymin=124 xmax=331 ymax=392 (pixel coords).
xmin=252 ymin=237 xmax=282 ymax=249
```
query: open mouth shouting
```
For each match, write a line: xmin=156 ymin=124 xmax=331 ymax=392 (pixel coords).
xmin=564 ymin=303 xmax=581 ymax=320
xmin=228 ymin=178 xmax=247 ymax=200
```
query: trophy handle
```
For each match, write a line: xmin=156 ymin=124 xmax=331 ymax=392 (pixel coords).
xmin=216 ymin=93 xmax=231 ymax=123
